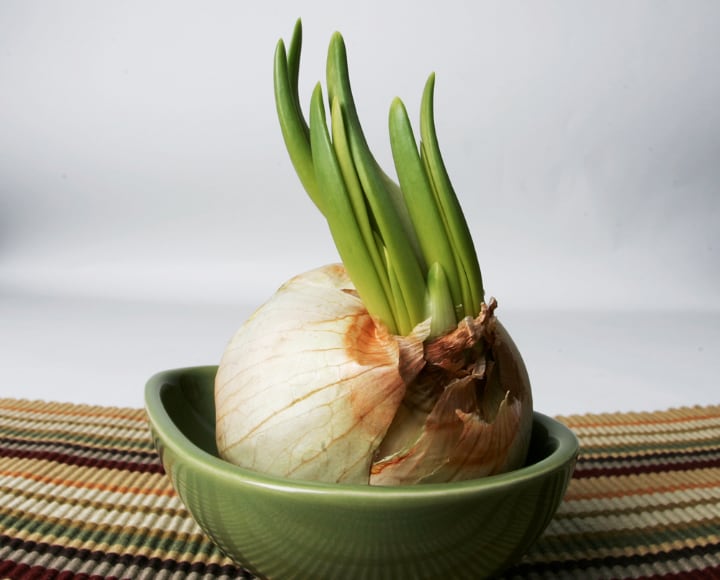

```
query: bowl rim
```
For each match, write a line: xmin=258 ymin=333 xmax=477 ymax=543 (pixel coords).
xmin=145 ymin=365 xmax=579 ymax=499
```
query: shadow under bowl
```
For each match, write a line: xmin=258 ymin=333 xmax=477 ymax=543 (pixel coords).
xmin=145 ymin=366 xmax=578 ymax=580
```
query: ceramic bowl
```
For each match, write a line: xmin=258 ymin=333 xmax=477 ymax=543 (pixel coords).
xmin=145 ymin=366 xmax=578 ymax=579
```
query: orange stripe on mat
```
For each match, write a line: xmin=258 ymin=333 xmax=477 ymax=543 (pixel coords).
xmin=0 ymin=469 xmax=176 ymax=496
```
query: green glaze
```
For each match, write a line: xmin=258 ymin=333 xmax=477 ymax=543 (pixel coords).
xmin=145 ymin=366 xmax=578 ymax=580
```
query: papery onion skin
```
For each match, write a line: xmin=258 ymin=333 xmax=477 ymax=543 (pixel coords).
xmin=370 ymin=312 xmax=533 ymax=485
xmin=215 ymin=264 xmax=533 ymax=485
xmin=215 ymin=264 xmax=428 ymax=484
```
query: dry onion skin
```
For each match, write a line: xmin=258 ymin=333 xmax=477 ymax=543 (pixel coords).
xmin=215 ymin=21 xmax=533 ymax=485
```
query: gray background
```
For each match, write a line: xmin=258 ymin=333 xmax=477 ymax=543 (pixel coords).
xmin=2 ymin=1 xmax=718 ymax=413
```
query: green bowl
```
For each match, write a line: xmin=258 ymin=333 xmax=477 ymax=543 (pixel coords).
xmin=145 ymin=366 xmax=578 ymax=580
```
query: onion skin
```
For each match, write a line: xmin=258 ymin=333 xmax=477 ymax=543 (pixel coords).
xmin=215 ymin=264 xmax=428 ymax=484
xmin=215 ymin=264 xmax=533 ymax=485
xmin=371 ymin=311 xmax=533 ymax=485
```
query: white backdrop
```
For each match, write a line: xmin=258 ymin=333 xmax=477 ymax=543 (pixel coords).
xmin=2 ymin=1 xmax=719 ymax=412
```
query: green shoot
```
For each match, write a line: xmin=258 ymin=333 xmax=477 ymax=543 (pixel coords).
xmin=274 ymin=19 xmax=484 ymax=338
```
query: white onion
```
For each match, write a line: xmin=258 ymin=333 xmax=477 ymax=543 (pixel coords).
xmin=215 ymin=263 xmax=533 ymax=485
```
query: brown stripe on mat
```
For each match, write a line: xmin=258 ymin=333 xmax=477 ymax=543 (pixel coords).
xmin=504 ymin=544 xmax=720 ymax=578
xmin=0 ymin=536 xmax=252 ymax=579
xmin=574 ymin=454 xmax=720 ymax=478
xmin=0 ymin=440 xmax=165 ymax=474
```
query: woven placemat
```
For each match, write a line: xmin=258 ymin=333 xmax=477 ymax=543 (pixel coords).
xmin=1 ymin=399 xmax=718 ymax=579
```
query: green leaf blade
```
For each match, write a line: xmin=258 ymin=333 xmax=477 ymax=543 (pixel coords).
xmin=389 ymin=97 xmax=464 ymax=316
xmin=273 ymin=34 xmax=320 ymax=211
xmin=425 ymin=262 xmax=457 ymax=339
xmin=326 ymin=32 xmax=428 ymax=331
xmin=308 ymin=84 xmax=398 ymax=334
xmin=331 ymin=97 xmax=394 ymax=311
xmin=420 ymin=73 xmax=484 ymax=315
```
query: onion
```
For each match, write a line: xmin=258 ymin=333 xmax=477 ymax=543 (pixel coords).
xmin=216 ymin=264 xmax=532 ymax=485
xmin=215 ymin=21 xmax=534 ymax=485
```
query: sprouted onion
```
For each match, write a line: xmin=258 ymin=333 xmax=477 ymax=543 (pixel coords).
xmin=215 ymin=20 xmax=533 ymax=485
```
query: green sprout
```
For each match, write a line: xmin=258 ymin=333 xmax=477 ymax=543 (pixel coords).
xmin=274 ymin=20 xmax=483 ymax=338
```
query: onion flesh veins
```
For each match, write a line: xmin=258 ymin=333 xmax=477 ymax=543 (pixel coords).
xmin=215 ymin=264 xmax=533 ymax=485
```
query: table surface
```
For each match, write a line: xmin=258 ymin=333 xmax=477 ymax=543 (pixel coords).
xmin=2 ymin=291 xmax=719 ymax=415
xmin=1 ymin=398 xmax=719 ymax=579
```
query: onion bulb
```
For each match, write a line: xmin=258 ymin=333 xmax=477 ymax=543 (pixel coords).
xmin=215 ymin=21 xmax=533 ymax=485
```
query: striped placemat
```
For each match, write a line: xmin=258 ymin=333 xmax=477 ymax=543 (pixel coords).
xmin=1 ymin=399 xmax=718 ymax=579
